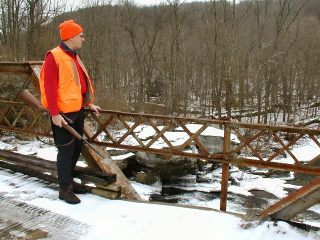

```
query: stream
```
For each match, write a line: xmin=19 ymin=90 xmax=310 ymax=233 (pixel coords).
xmin=126 ymin=160 xmax=320 ymax=227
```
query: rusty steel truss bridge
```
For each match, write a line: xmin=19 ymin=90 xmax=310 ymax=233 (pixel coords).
xmin=1 ymin=62 xmax=320 ymax=224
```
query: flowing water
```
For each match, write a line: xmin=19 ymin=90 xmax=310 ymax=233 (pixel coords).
xmin=129 ymin=161 xmax=320 ymax=227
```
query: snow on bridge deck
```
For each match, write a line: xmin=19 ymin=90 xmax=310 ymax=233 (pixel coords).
xmin=0 ymin=166 xmax=319 ymax=240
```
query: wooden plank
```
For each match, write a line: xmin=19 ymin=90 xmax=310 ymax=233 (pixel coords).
xmin=83 ymin=122 xmax=142 ymax=201
xmin=0 ymin=150 xmax=116 ymax=187
xmin=240 ymin=210 xmax=271 ymax=229
xmin=73 ymin=172 xmax=115 ymax=186
xmin=242 ymin=211 xmax=256 ymax=222
xmin=0 ymin=197 xmax=90 ymax=239
xmin=92 ymin=188 xmax=121 ymax=200
xmin=96 ymin=183 xmax=122 ymax=192
xmin=0 ymin=154 xmax=121 ymax=201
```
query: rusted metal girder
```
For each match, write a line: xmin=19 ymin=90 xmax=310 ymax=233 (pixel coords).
xmin=1 ymin=102 xmax=320 ymax=176
xmin=0 ymin=62 xmax=34 ymax=75
xmin=84 ymin=109 xmax=320 ymax=175
xmin=260 ymin=176 xmax=320 ymax=220
xmin=0 ymin=61 xmax=42 ymax=92
xmin=220 ymin=125 xmax=231 ymax=211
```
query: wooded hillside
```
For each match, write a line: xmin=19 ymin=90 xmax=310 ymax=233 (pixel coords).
xmin=1 ymin=0 xmax=320 ymax=124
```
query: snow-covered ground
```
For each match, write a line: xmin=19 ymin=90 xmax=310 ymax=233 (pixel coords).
xmin=1 ymin=124 xmax=320 ymax=239
xmin=0 ymin=166 xmax=319 ymax=240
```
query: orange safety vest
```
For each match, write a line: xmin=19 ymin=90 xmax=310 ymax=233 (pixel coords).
xmin=39 ymin=47 xmax=95 ymax=113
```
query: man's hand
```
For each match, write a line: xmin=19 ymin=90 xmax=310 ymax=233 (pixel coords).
xmin=52 ymin=114 xmax=68 ymax=128
xmin=88 ymin=104 xmax=101 ymax=114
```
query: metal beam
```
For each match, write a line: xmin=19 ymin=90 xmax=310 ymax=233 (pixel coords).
xmin=220 ymin=124 xmax=231 ymax=211
xmin=260 ymin=176 xmax=320 ymax=220
xmin=0 ymin=62 xmax=33 ymax=75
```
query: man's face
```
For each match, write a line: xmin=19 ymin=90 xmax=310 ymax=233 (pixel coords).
xmin=72 ymin=32 xmax=85 ymax=50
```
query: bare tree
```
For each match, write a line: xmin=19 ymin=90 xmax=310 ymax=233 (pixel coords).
xmin=0 ymin=0 xmax=25 ymax=60
xmin=26 ymin=0 xmax=64 ymax=60
xmin=0 ymin=0 xmax=65 ymax=61
xmin=1 ymin=0 xmax=320 ymax=124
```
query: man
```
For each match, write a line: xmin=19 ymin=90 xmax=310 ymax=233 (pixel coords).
xmin=39 ymin=20 xmax=100 ymax=204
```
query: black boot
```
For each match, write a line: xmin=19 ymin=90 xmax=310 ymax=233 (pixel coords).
xmin=59 ymin=185 xmax=81 ymax=204
xmin=71 ymin=178 xmax=87 ymax=194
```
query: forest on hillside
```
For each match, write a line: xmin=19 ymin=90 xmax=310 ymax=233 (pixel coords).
xmin=0 ymin=0 xmax=320 ymax=125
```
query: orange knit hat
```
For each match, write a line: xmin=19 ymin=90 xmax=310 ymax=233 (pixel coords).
xmin=59 ymin=20 xmax=83 ymax=40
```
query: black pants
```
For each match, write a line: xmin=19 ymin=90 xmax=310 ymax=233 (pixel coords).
xmin=51 ymin=108 xmax=85 ymax=189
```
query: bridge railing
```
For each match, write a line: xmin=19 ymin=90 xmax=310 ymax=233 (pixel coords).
xmin=84 ymin=109 xmax=320 ymax=176
xmin=1 ymin=101 xmax=320 ymax=176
